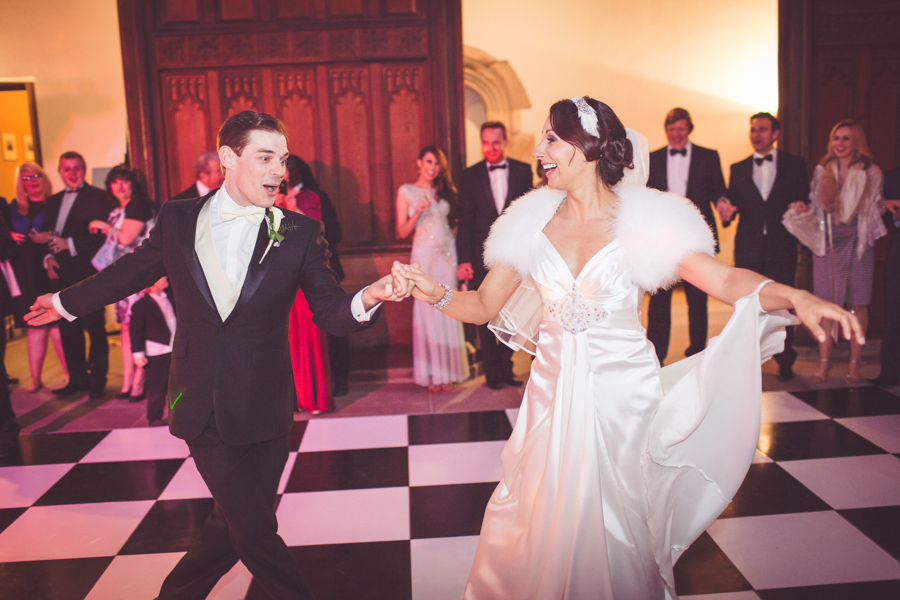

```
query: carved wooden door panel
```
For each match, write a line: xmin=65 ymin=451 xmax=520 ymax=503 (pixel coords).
xmin=119 ymin=0 xmax=463 ymax=252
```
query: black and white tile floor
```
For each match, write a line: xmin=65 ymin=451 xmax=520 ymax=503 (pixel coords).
xmin=1 ymin=385 xmax=899 ymax=599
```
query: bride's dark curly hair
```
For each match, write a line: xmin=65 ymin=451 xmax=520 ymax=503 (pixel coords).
xmin=548 ymin=97 xmax=633 ymax=187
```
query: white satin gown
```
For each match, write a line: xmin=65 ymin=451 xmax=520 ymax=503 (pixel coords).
xmin=464 ymin=229 xmax=793 ymax=599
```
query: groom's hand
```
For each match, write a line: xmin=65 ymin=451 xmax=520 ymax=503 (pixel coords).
xmin=361 ymin=267 xmax=415 ymax=309
xmin=25 ymin=294 xmax=62 ymax=326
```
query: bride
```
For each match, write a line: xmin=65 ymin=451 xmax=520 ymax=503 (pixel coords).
xmin=394 ymin=97 xmax=862 ymax=599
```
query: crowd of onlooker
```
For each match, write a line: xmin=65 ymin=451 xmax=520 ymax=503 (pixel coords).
xmin=0 ymin=108 xmax=898 ymax=459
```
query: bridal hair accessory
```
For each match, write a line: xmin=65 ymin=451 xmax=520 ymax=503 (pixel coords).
xmin=570 ymin=96 xmax=599 ymax=138
xmin=432 ymin=284 xmax=452 ymax=310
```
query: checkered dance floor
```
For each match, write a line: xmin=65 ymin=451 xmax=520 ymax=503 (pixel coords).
xmin=1 ymin=385 xmax=899 ymax=599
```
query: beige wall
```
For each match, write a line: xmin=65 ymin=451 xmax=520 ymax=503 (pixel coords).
xmin=0 ymin=0 xmax=127 ymax=193
xmin=462 ymin=0 xmax=778 ymax=181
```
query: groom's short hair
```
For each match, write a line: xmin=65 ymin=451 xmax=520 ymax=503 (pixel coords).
xmin=218 ymin=111 xmax=288 ymax=157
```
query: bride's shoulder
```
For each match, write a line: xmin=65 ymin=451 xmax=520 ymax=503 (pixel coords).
xmin=483 ymin=187 xmax=565 ymax=278
xmin=614 ymin=184 xmax=715 ymax=292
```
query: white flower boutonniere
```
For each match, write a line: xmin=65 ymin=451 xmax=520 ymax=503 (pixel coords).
xmin=260 ymin=206 xmax=285 ymax=264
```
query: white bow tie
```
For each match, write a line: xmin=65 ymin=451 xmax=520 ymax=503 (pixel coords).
xmin=220 ymin=201 xmax=266 ymax=226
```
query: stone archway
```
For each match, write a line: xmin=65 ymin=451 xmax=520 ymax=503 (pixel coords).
xmin=464 ymin=46 xmax=533 ymax=166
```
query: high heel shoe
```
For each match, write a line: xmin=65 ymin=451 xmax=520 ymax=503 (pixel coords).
xmin=813 ymin=359 xmax=830 ymax=382
xmin=846 ymin=360 xmax=862 ymax=384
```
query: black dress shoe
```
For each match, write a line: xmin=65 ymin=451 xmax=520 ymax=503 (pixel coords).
xmin=869 ymin=375 xmax=900 ymax=387
xmin=7 ymin=377 xmax=19 ymax=385
xmin=148 ymin=418 xmax=166 ymax=427
xmin=332 ymin=379 xmax=349 ymax=397
xmin=486 ymin=379 xmax=505 ymax=390
xmin=776 ymin=365 xmax=794 ymax=382
xmin=52 ymin=384 xmax=89 ymax=397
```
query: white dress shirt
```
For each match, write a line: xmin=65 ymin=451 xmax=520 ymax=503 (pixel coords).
xmin=666 ymin=142 xmax=691 ymax=199
xmin=752 ymin=148 xmax=777 ymax=201
xmin=53 ymin=187 xmax=379 ymax=323
xmin=46 ymin=187 xmax=80 ymax=263
xmin=488 ymin=160 xmax=509 ymax=215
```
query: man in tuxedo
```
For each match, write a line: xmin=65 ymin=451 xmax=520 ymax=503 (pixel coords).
xmin=717 ymin=112 xmax=810 ymax=381
xmin=456 ymin=122 xmax=533 ymax=389
xmin=647 ymin=108 xmax=727 ymax=362
xmin=28 ymin=111 xmax=411 ymax=599
xmin=33 ymin=152 xmax=111 ymax=398
xmin=871 ymin=167 xmax=900 ymax=386
xmin=172 ymin=151 xmax=224 ymax=200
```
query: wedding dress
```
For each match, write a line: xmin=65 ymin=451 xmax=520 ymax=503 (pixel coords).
xmin=463 ymin=147 xmax=794 ymax=598
xmin=400 ymin=183 xmax=469 ymax=387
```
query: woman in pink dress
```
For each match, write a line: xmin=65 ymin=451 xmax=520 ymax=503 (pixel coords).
xmin=277 ymin=178 xmax=332 ymax=414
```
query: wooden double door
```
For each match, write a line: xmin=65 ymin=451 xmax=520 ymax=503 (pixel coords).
xmin=118 ymin=0 xmax=464 ymax=251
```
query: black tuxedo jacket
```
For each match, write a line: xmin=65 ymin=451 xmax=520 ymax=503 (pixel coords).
xmin=43 ymin=185 xmax=111 ymax=287
xmin=648 ymin=144 xmax=726 ymax=250
xmin=457 ymin=158 xmax=533 ymax=282
xmin=725 ymin=151 xmax=810 ymax=268
xmin=58 ymin=192 xmax=373 ymax=444
xmin=130 ymin=291 xmax=176 ymax=354
xmin=171 ymin=183 xmax=201 ymax=200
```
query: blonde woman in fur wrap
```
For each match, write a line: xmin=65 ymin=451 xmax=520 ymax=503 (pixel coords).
xmin=394 ymin=97 xmax=862 ymax=599
xmin=793 ymin=120 xmax=886 ymax=383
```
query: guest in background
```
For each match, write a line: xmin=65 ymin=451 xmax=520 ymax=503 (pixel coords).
xmin=130 ymin=277 xmax=175 ymax=426
xmin=89 ymin=165 xmax=155 ymax=401
xmin=7 ymin=162 xmax=67 ymax=392
xmin=285 ymin=155 xmax=351 ymax=396
xmin=32 ymin=151 xmax=110 ymax=398
xmin=171 ymin=151 xmax=224 ymax=200
xmin=456 ymin=122 xmax=533 ymax=389
xmin=869 ymin=166 xmax=900 ymax=387
xmin=396 ymin=147 xmax=468 ymax=391
xmin=647 ymin=108 xmax=727 ymax=363
xmin=792 ymin=120 xmax=886 ymax=382
xmin=717 ymin=113 xmax=810 ymax=381
xmin=0 ymin=210 xmax=19 ymax=457
xmin=276 ymin=179 xmax=332 ymax=414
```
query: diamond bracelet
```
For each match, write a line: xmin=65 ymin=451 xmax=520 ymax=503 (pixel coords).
xmin=432 ymin=284 xmax=452 ymax=310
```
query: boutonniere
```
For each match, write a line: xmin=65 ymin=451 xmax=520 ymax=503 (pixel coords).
xmin=260 ymin=207 xmax=285 ymax=264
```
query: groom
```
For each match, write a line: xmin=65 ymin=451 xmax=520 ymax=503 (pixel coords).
xmin=27 ymin=111 xmax=410 ymax=599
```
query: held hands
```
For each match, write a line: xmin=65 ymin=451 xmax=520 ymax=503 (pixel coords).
xmin=25 ymin=293 xmax=62 ymax=327
xmin=361 ymin=265 xmax=417 ymax=309
xmin=790 ymin=202 xmax=810 ymax=214
xmin=792 ymin=290 xmax=865 ymax=345
xmin=391 ymin=263 xmax=443 ymax=304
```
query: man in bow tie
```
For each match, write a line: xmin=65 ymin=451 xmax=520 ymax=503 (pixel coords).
xmin=717 ymin=112 xmax=810 ymax=381
xmin=32 ymin=151 xmax=112 ymax=398
xmin=456 ymin=121 xmax=532 ymax=389
xmin=27 ymin=111 xmax=412 ymax=599
xmin=647 ymin=108 xmax=728 ymax=363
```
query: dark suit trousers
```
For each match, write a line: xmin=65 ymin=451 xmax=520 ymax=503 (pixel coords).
xmin=0 ymin=332 xmax=18 ymax=449
xmin=472 ymin=269 xmax=514 ymax=384
xmin=880 ymin=239 xmax=900 ymax=380
xmin=647 ymin=283 xmax=708 ymax=362
xmin=158 ymin=416 xmax=313 ymax=600
xmin=59 ymin=308 xmax=109 ymax=391
xmin=145 ymin=354 xmax=171 ymax=422
xmin=326 ymin=333 xmax=349 ymax=384
xmin=735 ymin=252 xmax=798 ymax=368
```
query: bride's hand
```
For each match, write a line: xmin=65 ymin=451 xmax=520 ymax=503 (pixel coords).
xmin=391 ymin=262 xmax=442 ymax=304
xmin=792 ymin=291 xmax=864 ymax=344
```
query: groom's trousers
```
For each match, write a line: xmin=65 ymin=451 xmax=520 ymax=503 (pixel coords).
xmin=158 ymin=415 xmax=314 ymax=600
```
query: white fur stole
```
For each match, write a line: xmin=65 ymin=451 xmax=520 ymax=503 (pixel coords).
xmin=483 ymin=184 xmax=715 ymax=292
